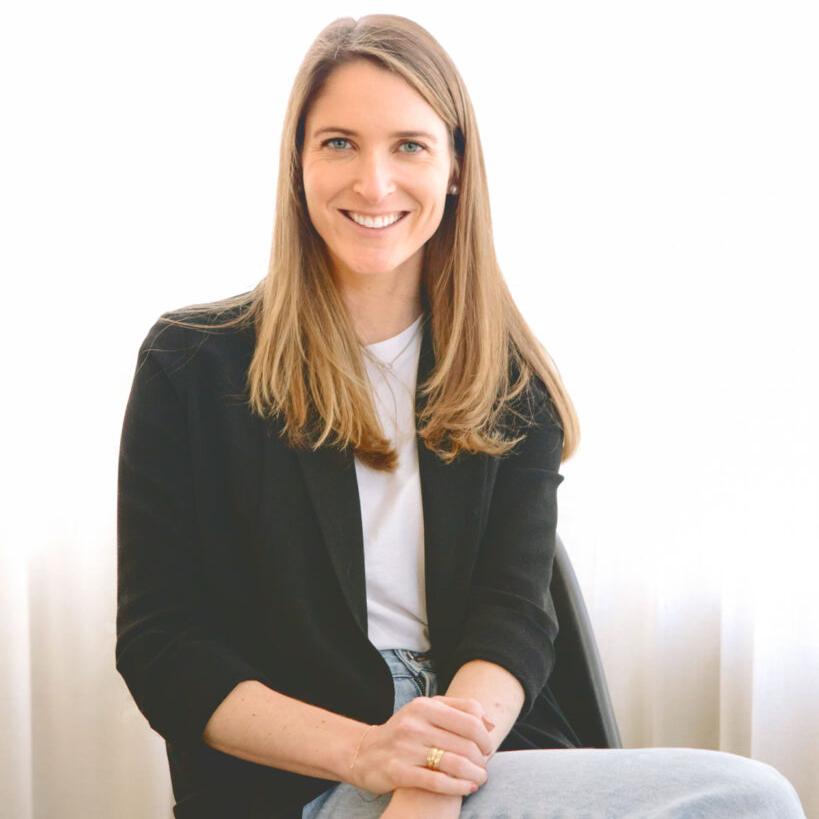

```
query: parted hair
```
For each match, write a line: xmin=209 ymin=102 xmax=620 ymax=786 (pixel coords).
xmin=158 ymin=13 xmax=580 ymax=471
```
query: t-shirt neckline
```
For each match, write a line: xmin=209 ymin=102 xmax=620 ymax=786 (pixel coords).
xmin=363 ymin=312 xmax=424 ymax=361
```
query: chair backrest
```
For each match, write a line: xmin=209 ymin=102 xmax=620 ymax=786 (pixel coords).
xmin=549 ymin=534 xmax=623 ymax=749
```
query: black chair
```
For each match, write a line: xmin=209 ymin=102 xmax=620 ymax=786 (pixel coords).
xmin=549 ymin=533 xmax=623 ymax=749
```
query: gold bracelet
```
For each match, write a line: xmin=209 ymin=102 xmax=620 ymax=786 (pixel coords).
xmin=350 ymin=724 xmax=377 ymax=770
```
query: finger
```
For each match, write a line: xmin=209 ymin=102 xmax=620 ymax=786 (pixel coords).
xmin=431 ymin=696 xmax=496 ymax=730
xmin=424 ymin=699 xmax=495 ymax=757
xmin=426 ymin=698 xmax=494 ymax=754
xmin=431 ymin=695 xmax=485 ymax=716
xmin=403 ymin=765 xmax=480 ymax=797
xmin=420 ymin=727 xmax=490 ymax=785
xmin=423 ymin=721 xmax=491 ymax=769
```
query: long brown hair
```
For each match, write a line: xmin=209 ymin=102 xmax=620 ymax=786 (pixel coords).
xmin=158 ymin=14 xmax=580 ymax=471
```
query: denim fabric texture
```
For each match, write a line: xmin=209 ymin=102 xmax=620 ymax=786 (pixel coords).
xmin=301 ymin=648 xmax=806 ymax=818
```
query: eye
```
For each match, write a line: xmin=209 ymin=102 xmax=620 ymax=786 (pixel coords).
xmin=320 ymin=138 xmax=427 ymax=154
xmin=323 ymin=137 xmax=351 ymax=150
xmin=399 ymin=141 xmax=426 ymax=154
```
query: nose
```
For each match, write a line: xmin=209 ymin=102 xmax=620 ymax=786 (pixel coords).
xmin=351 ymin=151 xmax=397 ymax=202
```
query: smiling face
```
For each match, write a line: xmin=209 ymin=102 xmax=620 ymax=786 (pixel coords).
xmin=300 ymin=59 xmax=457 ymax=292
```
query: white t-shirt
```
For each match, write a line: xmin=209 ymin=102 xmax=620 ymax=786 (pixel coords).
xmin=354 ymin=311 xmax=431 ymax=652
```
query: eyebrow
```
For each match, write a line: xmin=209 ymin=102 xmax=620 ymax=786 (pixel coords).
xmin=312 ymin=127 xmax=438 ymax=143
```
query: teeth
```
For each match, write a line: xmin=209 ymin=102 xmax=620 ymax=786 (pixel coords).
xmin=346 ymin=211 xmax=404 ymax=229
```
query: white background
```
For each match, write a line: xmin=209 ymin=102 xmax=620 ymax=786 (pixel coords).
xmin=1 ymin=2 xmax=817 ymax=817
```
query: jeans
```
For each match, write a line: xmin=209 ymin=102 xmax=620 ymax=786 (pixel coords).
xmin=302 ymin=648 xmax=806 ymax=818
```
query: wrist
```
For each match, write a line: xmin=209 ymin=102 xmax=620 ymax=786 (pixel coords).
xmin=334 ymin=718 xmax=376 ymax=786
xmin=391 ymin=786 xmax=463 ymax=812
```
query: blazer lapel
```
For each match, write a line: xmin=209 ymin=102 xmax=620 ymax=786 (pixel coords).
xmin=293 ymin=439 xmax=367 ymax=634
xmin=294 ymin=316 xmax=489 ymax=648
xmin=414 ymin=320 xmax=488 ymax=648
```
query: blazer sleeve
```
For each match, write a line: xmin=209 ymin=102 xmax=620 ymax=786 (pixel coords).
xmin=115 ymin=319 xmax=274 ymax=747
xmin=449 ymin=376 xmax=565 ymax=721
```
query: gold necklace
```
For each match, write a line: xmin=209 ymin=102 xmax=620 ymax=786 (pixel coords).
xmin=360 ymin=317 xmax=424 ymax=448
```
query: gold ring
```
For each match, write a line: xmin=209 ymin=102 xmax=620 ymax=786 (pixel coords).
xmin=426 ymin=747 xmax=445 ymax=770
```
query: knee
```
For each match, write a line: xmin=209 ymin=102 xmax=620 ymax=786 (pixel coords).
xmin=705 ymin=751 xmax=805 ymax=818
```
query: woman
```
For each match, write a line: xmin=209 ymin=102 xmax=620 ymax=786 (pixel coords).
xmin=116 ymin=14 xmax=806 ymax=819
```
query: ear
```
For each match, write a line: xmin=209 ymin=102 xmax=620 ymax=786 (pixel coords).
xmin=449 ymin=160 xmax=461 ymax=188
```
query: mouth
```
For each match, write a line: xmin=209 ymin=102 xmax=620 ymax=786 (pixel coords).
xmin=339 ymin=210 xmax=410 ymax=233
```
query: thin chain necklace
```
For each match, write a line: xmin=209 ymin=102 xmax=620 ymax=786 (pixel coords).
xmin=359 ymin=314 xmax=425 ymax=448
xmin=360 ymin=314 xmax=424 ymax=373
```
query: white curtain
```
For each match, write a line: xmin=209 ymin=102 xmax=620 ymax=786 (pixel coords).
xmin=2 ymin=2 xmax=817 ymax=817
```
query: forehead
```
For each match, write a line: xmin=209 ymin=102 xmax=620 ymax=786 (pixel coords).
xmin=305 ymin=60 xmax=447 ymax=141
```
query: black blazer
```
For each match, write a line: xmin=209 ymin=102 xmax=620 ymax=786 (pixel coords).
xmin=116 ymin=303 xmax=580 ymax=819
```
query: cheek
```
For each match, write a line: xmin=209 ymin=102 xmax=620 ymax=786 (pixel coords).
xmin=307 ymin=180 xmax=340 ymax=214
xmin=303 ymin=185 xmax=331 ymax=222
xmin=420 ymin=191 xmax=447 ymax=222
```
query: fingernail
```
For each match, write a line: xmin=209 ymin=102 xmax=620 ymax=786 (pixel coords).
xmin=482 ymin=716 xmax=496 ymax=730
xmin=470 ymin=783 xmax=478 ymax=793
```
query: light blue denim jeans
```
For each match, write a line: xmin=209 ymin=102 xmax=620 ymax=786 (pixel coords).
xmin=302 ymin=648 xmax=806 ymax=818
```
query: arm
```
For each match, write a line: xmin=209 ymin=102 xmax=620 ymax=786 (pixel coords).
xmin=444 ymin=658 xmax=524 ymax=756
xmin=448 ymin=375 xmax=565 ymax=722
xmin=387 ymin=659 xmax=524 ymax=816
xmin=390 ymin=377 xmax=564 ymax=813
xmin=116 ymin=323 xmax=273 ymax=747
xmin=116 ymin=322 xmax=366 ymax=783
xmin=201 ymin=679 xmax=372 ymax=782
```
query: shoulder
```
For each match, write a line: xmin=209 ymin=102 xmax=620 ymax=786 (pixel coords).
xmin=134 ymin=292 xmax=256 ymax=391
xmin=489 ymin=352 xmax=565 ymax=471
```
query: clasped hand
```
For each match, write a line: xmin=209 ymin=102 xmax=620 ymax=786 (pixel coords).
xmin=350 ymin=695 xmax=496 ymax=798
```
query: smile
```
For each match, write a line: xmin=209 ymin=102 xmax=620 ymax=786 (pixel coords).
xmin=340 ymin=210 xmax=410 ymax=231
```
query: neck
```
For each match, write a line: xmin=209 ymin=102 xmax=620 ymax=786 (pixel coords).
xmin=363 ymin=310 xmax=423 ymax=346
xmin=329 ymin=254 xmax=424 ymax=345
xmin=345 ymin=297 xmax=424 ymax=346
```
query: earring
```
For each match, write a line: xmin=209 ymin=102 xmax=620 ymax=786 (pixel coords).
xmin=448 ymin=184 xmax=459 ymax=195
